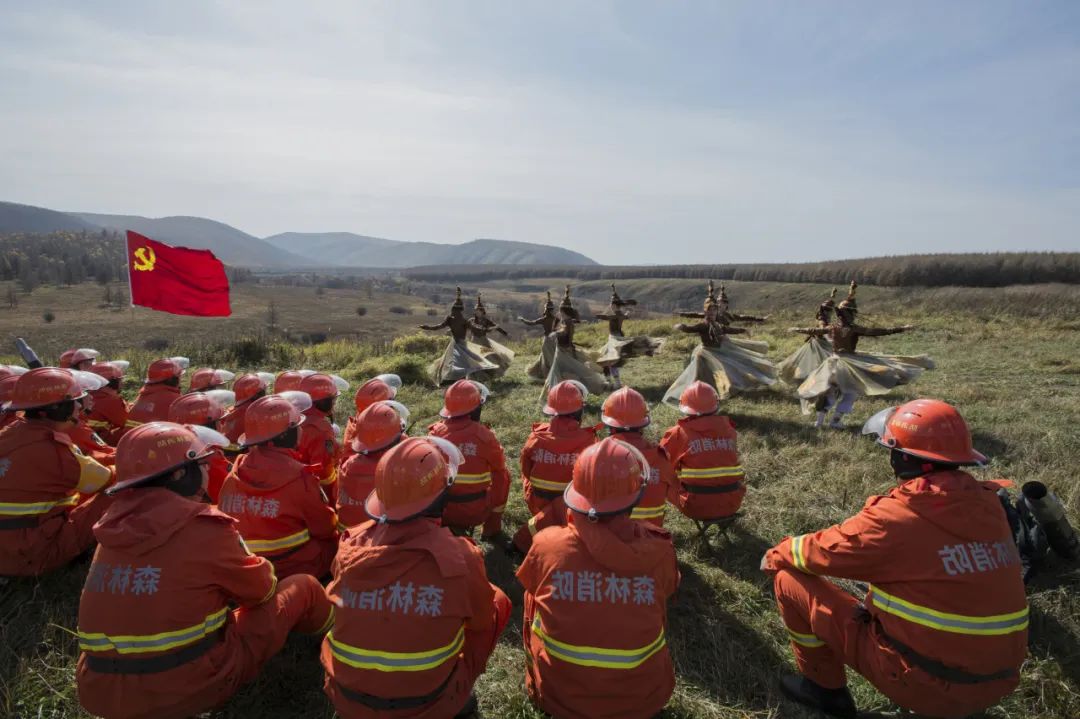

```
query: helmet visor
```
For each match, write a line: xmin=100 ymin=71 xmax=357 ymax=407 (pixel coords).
xmin=861 ymin=406 xmax=897 ymax=440
xmin=375 ymin=373 xmax=403 ymax=391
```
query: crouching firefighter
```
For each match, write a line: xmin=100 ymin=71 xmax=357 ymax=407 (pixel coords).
xmin=76 ymin=422 xmax=333 ymax=719
xmin=322 ymin=436 xmax=512 ymax=719
xmin=761 ymin=399 xmax=1028 ymax=719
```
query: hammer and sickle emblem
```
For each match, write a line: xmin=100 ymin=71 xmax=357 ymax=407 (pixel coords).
xmin=133 ymin=246 xmax=157 ymax=272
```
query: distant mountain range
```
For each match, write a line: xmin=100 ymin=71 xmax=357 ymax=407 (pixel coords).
xmin=0 ymin=200 xmax=597 ymax=268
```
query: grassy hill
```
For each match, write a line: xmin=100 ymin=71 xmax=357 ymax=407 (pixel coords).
xmin=0 ymin=280 xmax=1078 ymax=718
xmin=0 ymin=201 xmax=101 ymax=234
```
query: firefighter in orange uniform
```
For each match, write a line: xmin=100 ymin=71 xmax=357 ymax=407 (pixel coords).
xmin=512 ymin=381 xmax=598 ymax=554
xmin=516 ymin=437 xmax=679 ymax=719
xmin=600 ymin=387 xmax=674 ymax=527
xmin=427 ymin=380 xmax=510 ymax=538
xmin=220 ymin=372 xmax=274 ymax=445
xmin=338 ymin=400 xmax=410 ymax=529
xmin=342 ymin=374 xmax=402 ymax=462
xmin=63 ymin=371 xmax=117 ymax=466
xmin=76 ymin=422 xmax=333 ymax=719
xmin=0 ymin=369 xmax=23 ymax=432
xmin=296 ymin=373 xmax=349 ymax=504
xmin=127 ymin=357 xmax=189 ymax=427
xmin=762 ymin=399 xmax=1028 ymax=719
xmin=660 ymin=381 xmax=746 ymax=529
xmin=168 ymin=391 xmax=235 ymax=503
xmin=60 ymin=347 xmax=100 ymax=371
xmin=322 ymin=436 xmax=512 ymax=719
xmin=274 ymin=369 xmax=315 ymax=393
xmin=87 ymin=362 xmax=132 ymax=445
xmin=0 ymin=368 xmax=114 ymax=576
xmin=221 ymin=393 xmax=339 ymax=579
xmin=187 ymin=367 xmax=235 ymax=393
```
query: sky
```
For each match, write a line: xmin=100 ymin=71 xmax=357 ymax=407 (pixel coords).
xmin=1 ymin=1 xmax=1077 ymax=264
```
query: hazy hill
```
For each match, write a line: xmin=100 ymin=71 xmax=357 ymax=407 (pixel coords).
xmin=0 ymin=201 xmax=102 ymax=233
xmin=73 ymin=213 xmax=309 ymax=268
xmin=264 ymin=232 xmax=596 ymax=267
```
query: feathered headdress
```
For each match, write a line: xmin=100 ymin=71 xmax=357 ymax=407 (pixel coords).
xmin=475 ymin=293 xmax=486 ymax=312
xmin=451 ymin=286 xmax=464 ymax=310
xmin=837 ymin=281 xmax=858 ymax=313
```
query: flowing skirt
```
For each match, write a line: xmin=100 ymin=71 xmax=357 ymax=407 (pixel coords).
xmin=595 ymin=334 xmax=665 ymax=368
xmin=796 ymin=351 xmax=934 ymax=411
xmin=778 ymin=337 xmax=833 ymax=386
xmin=663 ymin=342 xmax=777 ymax=406
xmin=429 ymin=339 xmax=500 ymax=386
xmin=468 ymin=337 xmax=515 ymax=378
xmin=542 ymin=345 xmax=608 ymax=399
xmin=527 ymin=334 xmax=559 ymax=382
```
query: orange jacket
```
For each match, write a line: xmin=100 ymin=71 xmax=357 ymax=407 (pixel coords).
xmin=660 ymin=414 xmax=745 ymax=521
xmin=127 ymin=383 xmax=181 ymax=426
xmin=520 ymin=418 xmax=598 ymax=515
xmin=513 ymin=496 xmax=569 ymax=554
xmin=65 ymin=418 xmax=116 ymax=466
xmin=204 ymin=448 xmax=231 ymax=504
xmin=340 ymin=415 xmax=362 ymax=462
xmin=612 ymin=432 xmax=674 ymax=527
xmin=428 ymin=418 xmax=510 ymax=530
xmin=87 ymin=387 xmax=129 ymax=445
xmin=337 ymin=450 xmax=387 ymax=530
xmin=0 ymin=412 xmax=17 ymax=433
xmin=322 ymin=518 xmax=496 ymax=718
xmin=218 ymin=446 xmax=339 ymax=578
xmin=76 ymin=488 xmax=279 ymax=718
xmin=0 ymin=418 xmax=111 ymax=574
xmin=516 ymin=515 xmax=679 ymax=719
xmin=219 ymin=402 xmax=251 ymax=445
xmin=764 ymin=470 xmax=1028 ymax=679
xmin=297 ymin=407 xmax=340 ymax=494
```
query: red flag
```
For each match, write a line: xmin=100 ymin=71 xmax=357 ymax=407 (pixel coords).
xmin=126 ymin=231 xmax=231 ymax=317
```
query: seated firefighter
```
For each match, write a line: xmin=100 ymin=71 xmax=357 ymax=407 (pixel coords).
xmin=76 ymin=422 xmax=332 ymax=719
xmin=127 ymin=357 xmax=189 ymax=427
xmin=516 ymin=437 xmax=680 ymax=719
xmin=0 ymin=367 xmax=114 ymax=576
xmin=337 ymin=400 xmax=411 ymax=529
xmin=762 ymin=399 xmax=1028 ymax=719
xmin=322 ymin=436 xmax=511 ymax=719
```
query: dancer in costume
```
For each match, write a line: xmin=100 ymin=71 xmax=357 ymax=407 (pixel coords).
xmin=521 ymin=291 xmax=559 ymax=382
xmin=777 ymin=288 xmax=837 ymax=386
xmin=663 ymin=281 xmax=777 ymax=406
xmin=792 ymin=282 xmax=933 ymax=429
xmin=593 ymin=284 xmax=664 ymax=389
xmin=542 ymin=286 xmax=608 ymax=397
xmin=419 ymin=287 xmax=499 ymax=386
xmin=469 ymin=293 xmax=515 ymax=376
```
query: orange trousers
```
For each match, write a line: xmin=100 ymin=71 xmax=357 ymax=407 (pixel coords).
xmin=773 ymin=569 xmax=1018 ymax=719
xmin=0 ymin=493 xmax=111 ymax=576
xmin=271 ymin=536 xmax=338 ymax=581
xmin=325 ymin=584 xmax=512 ymax=719
xmin=78 ymin=574 xmax=333 ymax=719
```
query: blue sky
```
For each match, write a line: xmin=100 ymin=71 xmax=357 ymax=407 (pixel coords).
xmin=1 ymin=1 xmax=1077 ymax=263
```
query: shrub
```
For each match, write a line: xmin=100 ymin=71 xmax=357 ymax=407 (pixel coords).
xmin=391 ymin=333 xmax=444 ymax=355
xmin=143 ymin=337 xmax=170 ymax=352
xmin=427 ymin=308 xmax=438 ymax=316
xmin=42 ymin=310 xmax=55 ymax=323
xmin=356 ymin=306 xmax=368 ymax=317
xmin=388 ymin=306 xmax=413 ymax=315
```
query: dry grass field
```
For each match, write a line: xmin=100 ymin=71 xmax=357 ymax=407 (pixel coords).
xmin=1 ymin=279 xmax=1078 ymax=718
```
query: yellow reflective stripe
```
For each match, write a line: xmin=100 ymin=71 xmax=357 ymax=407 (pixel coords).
xmin=532 ymin=617 xmax=666 ymax=670
xmin=124 ymin=419 xmax=142 ymax=428
xmin=786 ymin=627 xmax=826 ymax=648
xmin=316 ymin=607 xmax=335 ymax=635
xmin=527 ymin=514 xmax=541 ymax=536
xmin=630 ymin=505 xmax=666 ymax=520
xmin=0 ymin=494 xmax=79 ymax=516
xmin=869 ymin=586 xmax=1028 ymax=636
xmin=87 ymin=420 xmax=112 ymax=429
xmin=677 ymin=465 xmax=744 ymax=478
xmin=321 ymin=468 xmax=338 ymax=486
xmin=258 ymin=571 xmax=279 ymax=605
xmin=455 ymin=472 xmax=492 ymax=485
xmin=245 ymin=529 xmax=311 ymax=554
xmin=328 ymin=625 xmax=465 ymax=672
xmin=790 ymin=535 xmax=812 ymax=574
xmin=529 ymin=476 xmax=569 ymax=492
xmin=79 ymin=608 xmax=228 ymax=654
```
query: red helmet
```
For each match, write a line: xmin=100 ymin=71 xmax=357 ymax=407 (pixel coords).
xmin=543 ymin=380 xmax=588 ymax=417
xmin=0 ymin=365 xmax=27 ymax=382
xmin=233 ymin=372 xmax=274 ymax=405
xmin=71 ymin=348 xmax=100 ymax=369
xmin=300 ymin=373 xmax=349 ymax=402
xmin=439 ymin=380 xmax=489 ymax=419
xmin=862 ymin=398 xmax=987 ymax=466
xmin=58 ymin=350 xmax=76 ymax=369
xmin=88 ymin=361 xmax=126 ymax=383
xmin=0 ymin=375 xmax=20 ymax=410
xmin=564 ymin=437 xmax=648 ymax=518
xmin=188 ymin=368 xmax=236 ymax=392
xmin=239 ymin=392 xmax=311 ymax=447
xmin=351 ymin=401 xmax=410 ymax=455
xmin=4 ymin=367 xmax=85 ymax=411
xmin=274 ymin=369 xmax=316 ymax=393
xmin=364 ymin=436 xmax=463 ymax=522
xmin=354 ymin=374 xmax=402 ymax=413
xmin=601 ymin=387 xmax=650 ymax=429
xmin=168 ymin=390 xmax=235 ymax=426
xmin=678 ymin=381 xmax=719 ymax=417
xmin=110 ymin=422 xmax=229 ymax=493
xmin=145 ymin=357 xmax=188 ymax=385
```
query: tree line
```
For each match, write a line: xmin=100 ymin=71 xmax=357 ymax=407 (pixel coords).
xmin=402 ymin=252 xmax=1080 ymax=287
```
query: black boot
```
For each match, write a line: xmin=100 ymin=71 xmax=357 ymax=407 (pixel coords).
xmin=780 ymin=675 xmax=858 ymax=718
xmin=453 ymin=693 xmax=479 ymax=718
